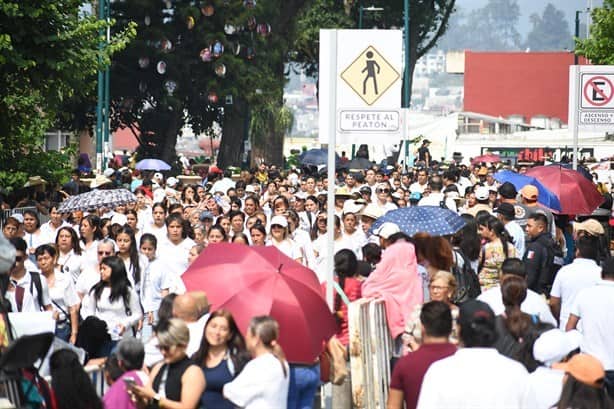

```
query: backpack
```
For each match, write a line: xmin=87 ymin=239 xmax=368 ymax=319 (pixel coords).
xmin=28 ymin=272 xmax=45 ymax=311
xmin=451 ymin=250 xmax=481 ymax=303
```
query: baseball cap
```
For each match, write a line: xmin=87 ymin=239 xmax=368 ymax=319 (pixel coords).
xmin=270 ymin=215 xmax=288 ymax=228
xmin=520 ymin=185 xmax=539 ymax=201
xmin=373 ymin=222 xmax=400 ymax=239
xmin=10 ymin=213 xmax=24 ymax=224
xmin=474 ymin=186 xmax=489 ymax=201
xmin=533 ymin=329 xmax=581 ymax=367
xmin=477 ymin=167 xmax=488 ymax=176
xmin=494 ymin=203 xmax=515 ymax=220
xmin=458 ymin=300 xmax=495 ymax=334
xmin=409 ymin=191 xmax=422 ymax=201
xmin=153 ymin=172 xmax=163 ymax=182
xmin=573 ymin=219 xmax=605 ymax=236
xmin=498 ymin=182 xmax=518 ymax=199
xmin=361 ymin=203 xmax=383 ymax=220
xmin=343 ymin=199 xmax=364 ymax=215
xmin=0 ymin=234 xmax=16 ymax=274
xmin=103 ymin=168 xmax=115 ymax=178
xmin=166 ymin=177 xmax=179 ymax=188
xmin=359 ymin=185 xmax=372 ymax=195
xmin=552 ymin=354 xmax=605 ymax=388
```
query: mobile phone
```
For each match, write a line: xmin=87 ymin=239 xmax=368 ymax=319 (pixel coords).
xmin=123 ymin=377 xmax=137 ymax=388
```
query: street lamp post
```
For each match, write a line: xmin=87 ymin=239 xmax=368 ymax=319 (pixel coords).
xmin=95 ymin=0 xmax=110 ymax=173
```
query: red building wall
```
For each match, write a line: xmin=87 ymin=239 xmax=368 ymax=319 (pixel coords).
xmin=464 ymin=51 xmax=588 ymax=124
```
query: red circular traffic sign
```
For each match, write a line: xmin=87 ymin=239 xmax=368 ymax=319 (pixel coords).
xmin=583 ymin=75 xmax=614 ymax=107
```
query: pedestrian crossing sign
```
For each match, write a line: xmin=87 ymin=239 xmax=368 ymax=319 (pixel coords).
xmin=340 ymin=45 xmax=400 ymax=106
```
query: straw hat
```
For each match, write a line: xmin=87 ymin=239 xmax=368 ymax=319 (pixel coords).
xmin=90 ymin=175 xmax=112 ymax=188
xmin=24 ymin=176 xmax=47 ymax=188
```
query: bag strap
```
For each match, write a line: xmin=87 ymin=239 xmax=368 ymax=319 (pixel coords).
xmin=51 ymin=299 xmax=70 ymax=321
xmin=29 ymin=272 xmax=44 ymax=311
xmin=333 ymin=281 xmax=351 ymax=306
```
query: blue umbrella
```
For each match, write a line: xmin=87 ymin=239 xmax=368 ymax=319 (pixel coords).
xmin=299 ymin=148 xmax=340 ymax=167
xmin=370 ymin=206 xmax=466 ymax=237
xmin=135 ymin=158 xmax=171 ymax=171
xmin=493 ymin=170 xmax=561 ymax=211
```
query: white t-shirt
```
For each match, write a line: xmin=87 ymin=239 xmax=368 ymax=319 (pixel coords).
xmin=417 ymin=348 xmax=529 ymax=409
xmin=522 ymin=367 xmax=565 ymax=409
xmin=478 ymin=285 xmax=557 ymax=326
xmin=7 ymin=272 xmax=52 ymax=312
xmin=57 ymin=250 xmax=84 ymax=283
xmin=268 ymin=238 xmax=302 ymax=261
xmin=504 ymin=221 xmax=525 ymax=257
xmin=223 ymin=352 xmax=290 ymax=409
xmin=550 ymin=258 xmax=601 ymax=329
xmin=140 ymin=258 xmax=176 ymax=312
xmin=418 ymin=192 xmax=457 ymax=212
xmin=570 ymin=280 xmax=614 ymax=370
xmin=158 ymin=237 xmax=196 ymax=277
xmin=48 ymin=270 xmax=80 ymax=321
xmin=81 ymin=287 xmax=142 ymax=341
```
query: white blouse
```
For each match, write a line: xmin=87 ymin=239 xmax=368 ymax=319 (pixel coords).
xmin=82 ymin=286 xmax=142 ymax=341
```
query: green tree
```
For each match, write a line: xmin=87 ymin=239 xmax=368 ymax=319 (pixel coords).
xmin=525 ymin=4 xmax=572 ymax=51
xmin=576 ymin=0 xmax=614 ymax=64
xmin=0 ymin=1 xmax=135 ymax=192
xmin=110 ymin=0 xmax=309 ymax=168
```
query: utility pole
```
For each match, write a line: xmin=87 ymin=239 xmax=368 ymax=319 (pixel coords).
xmin=95 ymin=0 xmax=110 ymax=173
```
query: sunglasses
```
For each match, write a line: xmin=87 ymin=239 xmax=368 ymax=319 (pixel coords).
xmin=98 ymin=251 xmax=113 ymax=256
xmin=376 ymin=188 xmax=390 ymax=194
xmin=155 ymin=344 xmax=171 ymax=352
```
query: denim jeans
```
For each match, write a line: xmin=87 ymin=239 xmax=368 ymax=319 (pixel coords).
xmin=55 ymin=322 xmax=71 ymax=342
xmin=287 ymin=363 xmax=320 ymax=409
xmin=606 ymin=370 xmax=614 ymax=398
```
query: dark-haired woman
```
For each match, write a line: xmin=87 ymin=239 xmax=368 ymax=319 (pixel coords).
xmin=193 ymin=309 xmax=249 ymax=409
xmin=478 ymin=215 xmax=517 ymax=291
xmin=80 ymin=214 xmax=104 ymax=268
xmin=250 ymin=223 xmax=267 ymax=246
xmin=50 ymin=349 xmax=103 ymax=409
xmin=158 ymin=213 xmax=195 ymax=278
xmin=331 ymin=249 xmax=363 ymax=346
xmin=82 ymin=256 xmax=142 ymax=355
xmin=115 ymin=225 xmax=147 ymax=288
xmin=142 ymin=202 xmax=167 ymax=244
xmin=56 ymin=226 xmax=84 ymax=282
xmin=35 ymin=244 xmax=80 ymax=343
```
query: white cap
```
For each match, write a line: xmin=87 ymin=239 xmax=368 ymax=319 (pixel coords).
xmin=474 ymin=186 xmax=490 ymax=201
xmin=361 ymin=203 xmax=384 ymax=220
xmin=153 ymin=187 xmax=165 ymax=203
xmin=166 ymin=177 xmax=179 ymax=187
xmin=343 ymin=199 xmax=364 ymax=215
xmin=270 ymin=215 xmax=288 ymax=228
xmin=533 ymin=329 xmax=582 ymax=366
xmin=245 ymin=185 xmax=256 ymax=193
xmin=153 ymin=172 xmax=163 ymax=182
xmin=103 ymin=168 xmax=115 ymax=178
xmin=374 ymin=222 xmax=400 ymax=239
xmin=10 ymin=213 xmax=24 ymax=224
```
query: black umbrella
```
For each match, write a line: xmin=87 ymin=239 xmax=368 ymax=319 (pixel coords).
xmin=347 ymin=157 xmax=373 ymax=170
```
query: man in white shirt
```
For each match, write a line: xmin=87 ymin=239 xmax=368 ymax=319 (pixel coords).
xmin=550 ymin=234 xmax=601 ymax=329
xmin=494 ymin=203 xmax=525 ymax=257
xmin=210 ymin=169 xmax=236 ymax=195
xmin=172 ymin=292 xmax=209 ymax=357
xmin=417 ymin=176 xmax=457 ymax=212
xmin=566 ymin=257 xmax=614 ymax=395
xmin=6 ymin=237 xmax=53 ymax=313
xmin=478 ymin=258 xmax=556 ymax=326
xmin=409 ymin=169 xmax=429 ymax=194
xmin=417 ymin=300 xmax=529 ymax=409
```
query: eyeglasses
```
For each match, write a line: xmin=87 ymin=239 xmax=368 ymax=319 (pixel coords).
xmin=98 ymin=251 xmax=112 ymax=256
xmin=317 ymin=218 xmax=327 ymax=223
xmin=429 ymin=285 xmax=449 ymax=291
xmin=376 ymin=189 xmax=390 ymax=194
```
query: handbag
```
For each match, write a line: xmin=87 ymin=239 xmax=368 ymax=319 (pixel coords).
xmin=320 ymin=280 xmax=350 ymax=385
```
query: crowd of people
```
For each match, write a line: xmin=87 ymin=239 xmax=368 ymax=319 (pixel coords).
xmin=0 ymin=152 xmax=613 ymax=409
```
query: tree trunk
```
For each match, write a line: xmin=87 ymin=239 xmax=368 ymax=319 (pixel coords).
xmin=218 ymin=98 xmax=247 ymax=168
xmin=160 ymin=110 xmax=182 ymax=165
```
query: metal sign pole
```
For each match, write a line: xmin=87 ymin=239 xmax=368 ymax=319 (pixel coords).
xmin=569 ymin=65 xmax=580 ymax=170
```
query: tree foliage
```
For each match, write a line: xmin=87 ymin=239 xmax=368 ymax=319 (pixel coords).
xmin=0 ymin=0 xmax=135 ymax=192
xmin=436 ymin=0 xmax=521 ymax=51
xmin=525 ymin=3 xmax=572 ymax=51
xmin=576 ymin=0 xmax=614 ymax=64
xmin=110 ymin=0 xmax=309 ymax=167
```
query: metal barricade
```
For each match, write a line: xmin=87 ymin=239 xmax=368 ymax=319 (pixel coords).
xmin=348 ymin=299 xmax=393 ymax=409
xmin=1 ymin=207 xmax=50 ymax=230
xmin=85 ymin=364 xmax=107 ymax=397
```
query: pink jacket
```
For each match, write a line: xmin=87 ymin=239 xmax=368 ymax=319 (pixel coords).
xmin=362 ymin=241 xmax=423 ymax=338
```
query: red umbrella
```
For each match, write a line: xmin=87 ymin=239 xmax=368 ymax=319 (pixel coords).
xmin=525 ymin=165 xmax=604 ymax=215
xmin=471 ymin=153 xmax=501 ymax=165
xmin=182 ymin=243 xmax=337 ymax=364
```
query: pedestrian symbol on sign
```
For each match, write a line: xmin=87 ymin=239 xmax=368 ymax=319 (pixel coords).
xmin=362 ymin=51 xmax=381 ymax=95
xmin=341 ymin=46 xmax=400 ymax=106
